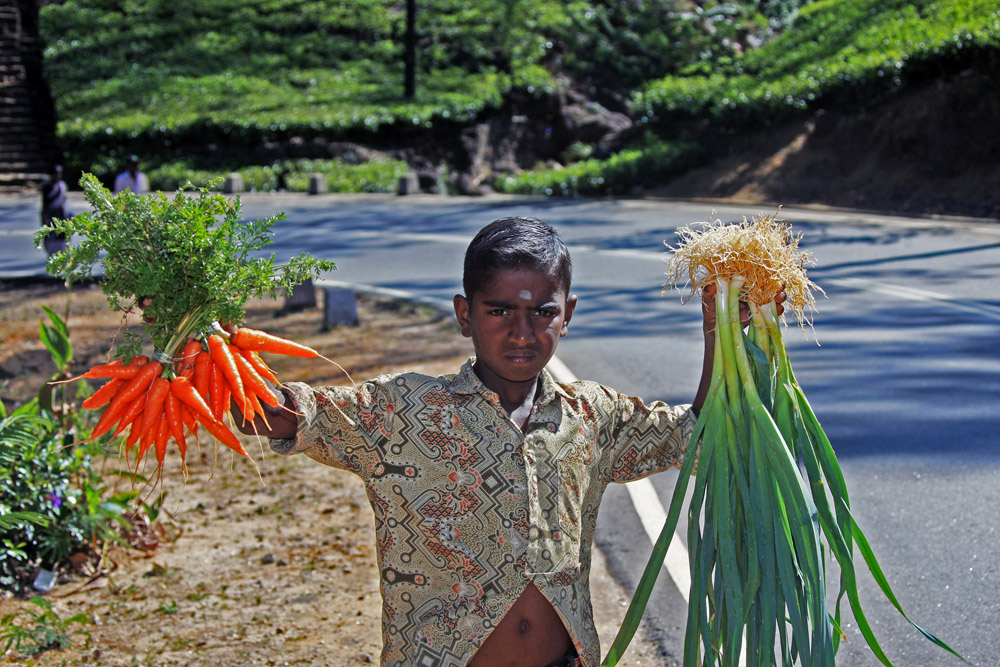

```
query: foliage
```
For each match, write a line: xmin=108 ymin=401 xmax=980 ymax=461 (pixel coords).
xmin=38 ymin=0 xmax=785 ymax=185
xmin=40 ymin=0 xmax=561 ymax=182
xmin=38 ymin=0 xmax=998 ymax=197
xmin=0 ymin=596 xmax=92 ymax=658
xmin=552 ymin=0 xmax=767 ymax=97
xmin=637 ymin=0 xmax=1000 ymax=127
xmin=37 ymin=174 xmax=335 ymax=361
xmin=494 ymin=135 xmax=703 ymax=197
xmin=147 ymin=157 xmax=410 ymax=194
xmin=0 ymin=308 xmax=131 ymax=593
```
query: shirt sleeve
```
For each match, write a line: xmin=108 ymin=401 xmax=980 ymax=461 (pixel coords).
xmin=602 ymin=390 xmax=697 ymax=485
xmin=268 ymin=380 xmax=395 ymax=477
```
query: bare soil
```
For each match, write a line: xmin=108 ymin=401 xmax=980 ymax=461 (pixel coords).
xmin=0 ymin=280 xmax=667 ymax=666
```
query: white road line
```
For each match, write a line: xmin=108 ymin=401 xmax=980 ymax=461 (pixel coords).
xmin=625 ymin=477 xmax=691 ymax=603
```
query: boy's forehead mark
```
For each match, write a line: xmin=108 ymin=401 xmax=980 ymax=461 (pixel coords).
xmin=518 ymin=290 xmax=533 ymax=302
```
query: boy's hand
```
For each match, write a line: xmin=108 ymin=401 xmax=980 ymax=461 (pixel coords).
xmin=700 ymin=284 xmax=786 ymax=336
xmin=693 ymin=284 xmax=785 ymax=414
xmin=230 ymin=386 xmax=299 ymax=439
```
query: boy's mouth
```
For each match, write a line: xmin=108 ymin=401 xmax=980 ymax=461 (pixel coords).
xmin=504 ymin=350 xmax=537 ymax=363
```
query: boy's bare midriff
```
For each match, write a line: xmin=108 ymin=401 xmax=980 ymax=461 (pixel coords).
xmin=467 ymin=583 xmax=572 ymax=666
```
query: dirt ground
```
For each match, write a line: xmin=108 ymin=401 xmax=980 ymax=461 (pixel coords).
xmin=0 ymin=280 xmax=667 ymax=666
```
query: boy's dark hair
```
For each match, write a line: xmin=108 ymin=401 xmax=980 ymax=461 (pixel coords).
xmin=463 ymin=216 xmax=572 ymax=299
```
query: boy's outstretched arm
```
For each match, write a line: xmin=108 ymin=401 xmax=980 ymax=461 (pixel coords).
xmin=692 ymin=284 xmax=785 ymax=415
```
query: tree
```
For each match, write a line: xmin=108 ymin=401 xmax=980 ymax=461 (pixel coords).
xmin=404 ymin=0 xmax=416 ymax=98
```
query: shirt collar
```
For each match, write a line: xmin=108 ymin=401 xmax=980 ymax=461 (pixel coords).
xmin=449 ymin=357 xmax=566 ymax=408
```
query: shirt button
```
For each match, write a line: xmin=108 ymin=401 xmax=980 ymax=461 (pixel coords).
xmin=529 ymin=526 xmax=539 ymax=540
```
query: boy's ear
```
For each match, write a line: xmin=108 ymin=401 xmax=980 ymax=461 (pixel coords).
xmin=453 ymin=294 xmax=473 ymax=338
xmin=560 ymin=294 xmax=578 ymax=337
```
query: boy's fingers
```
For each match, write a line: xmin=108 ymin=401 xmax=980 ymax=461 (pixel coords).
xmin=775 ymin=290 xmax=787 ymax=315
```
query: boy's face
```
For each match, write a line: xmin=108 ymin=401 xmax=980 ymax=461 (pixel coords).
xmin=454 ymin=267 xmax=576 ymax=393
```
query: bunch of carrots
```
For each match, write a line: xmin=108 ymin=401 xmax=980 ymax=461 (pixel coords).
xmin=77 ymin=326 xmax=318 ymax=472
xmin=37 ymin=175 xmax=337 ymax=480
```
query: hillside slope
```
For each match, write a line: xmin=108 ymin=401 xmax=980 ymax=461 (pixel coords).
xmin=648 ymin=66 xmax=1000 ymax=219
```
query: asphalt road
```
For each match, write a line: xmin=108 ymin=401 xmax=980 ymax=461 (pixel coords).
xmin=3 ymin=191 xmax=998 ymax=665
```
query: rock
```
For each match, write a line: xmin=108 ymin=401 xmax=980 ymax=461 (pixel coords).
xmin=558 ymin=88 xmax=632 ymax=146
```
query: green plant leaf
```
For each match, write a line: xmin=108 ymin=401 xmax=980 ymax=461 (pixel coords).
xmin=38 ymin=318 xmax=72 ymax=372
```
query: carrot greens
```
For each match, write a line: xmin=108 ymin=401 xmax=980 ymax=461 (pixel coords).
xmin=38 ymin=173 xmax=334 ymax=362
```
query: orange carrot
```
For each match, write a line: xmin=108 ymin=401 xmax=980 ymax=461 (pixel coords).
xmin=233 ymin=352 xmax=279 ymax=407
xmin=88 ymin=399 xmax=128 ymax=442
xmin=135 ymin=376 xmax=170 ymax=443
xmin=108 ymin=360 xmax=162 ymax=411
xmin=220 ymin=383 xmax=231 ymax=422
xmin=83 ymin=364 xmax=141 ymax=380
xmin=209 ymin=359 xmax=225 ymax=420
xmin=245 ymin=391 xmax=270 ymax=431
xmin=164 ymin=391 xmax=186 ymax=460
xmin=232 ymin=327 xmax=319 ymax=358
xmin=195 ymin=414 xmax=247 ymax=457
xmin=175 ymin=338 xmax=202 ymax=378
xmin=82 ymin=360 xmax=159 ymax=443
xmin=135 ymin=410 xmax=159 ymax=462
xmin=111 ymin=392 xmax=147 ymax=439
xmin=207 ymin=334 xmax=248 ymax=413
xmin=82 ymin=379 xmax=121 ymax=410
xmin=153 ymin=409 xmax=171 ymax=466
xmin=170 ymin=376 xmax=214 ymax=424
xmin=192 ymin=350 xmax=211 ymax=399
xmin=241 ymin=349 xmax=279 ymax=385
xmin=125 ymin=420 xmax=142 ymax=453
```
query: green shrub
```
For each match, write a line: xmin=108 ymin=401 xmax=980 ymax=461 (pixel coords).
xmin=0 ymin=596 xmax=92 ymax=658
xmin=0 ymin=307 xmax=131 ymax=593
xmin=495 ymin=135 xmax=703 ymax=197
xmin=144 ymin=157 xmax=410 ymax=194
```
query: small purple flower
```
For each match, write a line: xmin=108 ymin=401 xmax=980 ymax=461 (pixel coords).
xmin=47 ymin=492 xmax=62 ymax=508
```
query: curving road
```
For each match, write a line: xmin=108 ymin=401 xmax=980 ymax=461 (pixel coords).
xmin=3 ymin=192 xmax=997 ymax=665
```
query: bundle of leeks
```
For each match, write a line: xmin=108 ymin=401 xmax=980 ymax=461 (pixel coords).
xmin=602 ymin=211 xmax=965 ymax=667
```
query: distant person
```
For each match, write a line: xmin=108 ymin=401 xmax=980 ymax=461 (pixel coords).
xmin=40 ymin=164 xmax=69 ymax=258
xmin=113 ymin=155 xmax=149 ymax=194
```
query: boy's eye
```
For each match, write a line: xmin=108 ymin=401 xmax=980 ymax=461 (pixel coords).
xmin=535 ymin=308 xmax=557 ymax=318
xmin=487 ymin=308 xmax=508 ymax=316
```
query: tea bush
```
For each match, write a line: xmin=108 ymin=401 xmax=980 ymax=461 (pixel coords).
xmin=637 ymin=0 xmax=1000 ymax=127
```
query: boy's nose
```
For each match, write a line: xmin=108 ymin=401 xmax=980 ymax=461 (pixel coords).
xmin=509 ymin=315 xmax=535 ymax=342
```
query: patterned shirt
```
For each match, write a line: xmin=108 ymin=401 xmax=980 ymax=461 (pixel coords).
xmin=273 ymin=359 xmax=695 ymax=667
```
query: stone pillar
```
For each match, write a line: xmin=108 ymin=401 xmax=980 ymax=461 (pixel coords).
xmin=397 ymin=171 xmax=419 ymax=195
xmin=281 ymin=279 xmax=317 ymax=315
xmin=323 ymin=288 xmax=360 ymax=329
xmin=308 ymin=173 xmax=327 ymax=195
xmin=224 ymin=173 xmax=243 ymax=194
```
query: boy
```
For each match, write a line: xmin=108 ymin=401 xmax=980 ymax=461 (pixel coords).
xmin=236 ymin=216 xmax=773 ymax=667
